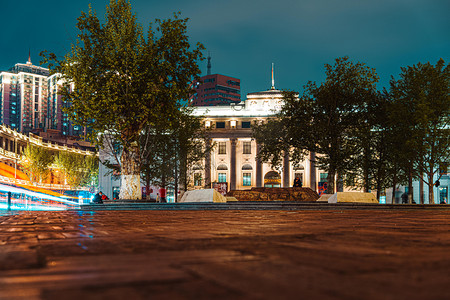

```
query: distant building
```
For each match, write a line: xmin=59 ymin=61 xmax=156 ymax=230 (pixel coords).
xmin=0 ymin=55 xmax=49 ymax=132
xmin=190 ymin=55 xmax=241 ymax=106
xmin=47 ymin=74 xmax=85 ymax=136
xmin=0 ymin=54 xmax=85 ymax=137
xmin=0 ymin=124 xmax=95 ymax=189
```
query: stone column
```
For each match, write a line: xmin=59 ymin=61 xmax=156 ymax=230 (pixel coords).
xmin=309 ymin=151 xmax=316 ymax=191
xmin=256 ymin=143 xmax=263 ymax=187
xmin=204 ymin=138 xmax=211 ymax=188
xmin=283 ymin=151 xmax=290 ymax=188
xmin=230 ymin=138 xmax=237 ymax=190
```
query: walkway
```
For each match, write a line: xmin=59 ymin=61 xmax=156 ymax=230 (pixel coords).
xmin=1 ymin=208 xmax=450 ymax=299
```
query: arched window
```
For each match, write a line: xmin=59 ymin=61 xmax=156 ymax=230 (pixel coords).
xmin=217 ymin=164 xmax=228 ymax=170
xmin=264 ymin=171 xmax=281 ymax=188
xmin=242 ymin=164 xmax=253 ymax=170
xmin=294 ymin=164 xmax=304 ymax=171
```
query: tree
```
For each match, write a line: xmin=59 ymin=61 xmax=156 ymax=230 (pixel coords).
xmin=42 ymin=0 xmax=204 ymax=199
xmin=253 ymin=57 xmax=379 ymax=194
xmin=20 ymin=144 xmax=54 ymax=183
xmin=344 ymin=91 xmax=388 ymax=197
xmin=54 ymin=151 xmax=99 ymax=188
xmin=390 ymin=59 xmax=450 ymax=204
xmin=139 ymin=109 xmax=212 ymax=201
xmin=173 ymin=110 xmax=212 ymax=199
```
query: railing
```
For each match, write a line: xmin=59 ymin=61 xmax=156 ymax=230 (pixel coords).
xmin=0 ymin=174 xmax=90 ymax=191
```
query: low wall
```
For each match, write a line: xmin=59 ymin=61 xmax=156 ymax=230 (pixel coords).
xmin=227 ymin=187 xmax=319 ymax=202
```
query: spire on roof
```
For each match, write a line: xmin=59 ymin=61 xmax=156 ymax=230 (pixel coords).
xmin=207 ymin=52 xmax=211 ymax=75
xmin=27 ymin=49 xmax=32 ymax=65
xmin=271 ymin=63 xmax=275 ymax=90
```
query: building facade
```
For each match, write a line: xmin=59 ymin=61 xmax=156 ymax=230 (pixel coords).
xmin=1 ymin=56 xmax=84 ymax=137
xmin=190 ymin=87 xmax=322 ymax=192
xmin=190 ymin=74 xmax=241 ymax=106
xmin=0 ymin=124 xmax=95 ymax=189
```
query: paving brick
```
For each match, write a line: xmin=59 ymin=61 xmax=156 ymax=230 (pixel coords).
xmin=1 ymin=209 xmax=450 ymax=299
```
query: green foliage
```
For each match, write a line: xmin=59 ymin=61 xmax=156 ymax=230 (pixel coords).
xmin=20 ymin=144 xmax=54 ymax=183
xmin=41 ymin=0 xmax=204 ymax=198
xmin=389 ymin=59 xmax=450 ymax=203
xmin=139 ymin=108 xmax=212 ymax=198
xmin=54 ymin=151 xmax=99 ymax=188
xmin=254 ymin=57 xmax=379 ymax=194
xmin=345 ymin=91 xmax=401 ymax=198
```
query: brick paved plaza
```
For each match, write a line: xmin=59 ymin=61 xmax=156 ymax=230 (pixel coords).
xmin=1 ymin=208 xmax=450 ymax=299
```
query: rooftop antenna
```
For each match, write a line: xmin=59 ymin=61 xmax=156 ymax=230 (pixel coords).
xmin=271 ymin=62 xmax=275 ymax=90
xmin=27 ymin=48 xmax=32 ymax=65
xmin=207 ymin=52 xmax=211 ymax=75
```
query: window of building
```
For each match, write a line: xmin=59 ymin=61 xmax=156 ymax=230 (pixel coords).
xmin=226 ymin=80 xmax=240 ymax=87
xmin=218 ymin=142 xmax=226 ymax=154
xmin=320 ymin=173 xmax=328 ymax=182
xmin=218 ymin=173 xmax=227 ymax=183
xmin=243 ymin=142 xmax=251 ymax=154
xmin=243 ymin=173 xmax=251 ymax=186
xmin=194 ymin=173 xmax=202 ymax=186
xmin=217 ymin=164 xmax=228 ymax=171
xmin=294 ymin=173 xmax=303 ymax=186
xmin=216 ymin=122 xmax=225 ymax=128
xmin=242 ymin=121 xmax=251 ymax=129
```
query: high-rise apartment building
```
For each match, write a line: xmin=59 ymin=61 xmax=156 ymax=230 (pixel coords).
xmin=0 ymin=57 xmax=49 ymax=132
xmin=190 ymin=56 xmax=241 ymax=106
xmin=0 ymin=55 xmax=84 ymax=136
xmin=47 ymin=74 xmax=84 ymax=136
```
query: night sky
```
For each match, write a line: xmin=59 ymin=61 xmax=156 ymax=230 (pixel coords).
xmin=1 ymin=0 xmax=449 ymax=97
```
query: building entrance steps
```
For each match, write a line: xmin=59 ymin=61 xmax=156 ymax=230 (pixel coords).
xmin=76 ymin=201 xmax=450 ymax=211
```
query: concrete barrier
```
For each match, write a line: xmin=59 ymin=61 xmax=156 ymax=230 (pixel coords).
xmin=317 ymin=194 xmax=332 ymax=202
xmin=328 ymin=192 xmax=378 ymax=204
xmin=179 ymin=189 xmax=227 ymax=203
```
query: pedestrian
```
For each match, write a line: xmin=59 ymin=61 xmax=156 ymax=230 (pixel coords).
xmin=101 ymin=193 xmax=109 ymax=201
xmin=93 ymin=191 xmax=104 ymax=204
xmin=293 ymin=176 xmax=302 ymax=188
xmin=156 ymin=193 xmax=160 ymax=203
xmin=401 ymin=192 xmax=408 ymax=204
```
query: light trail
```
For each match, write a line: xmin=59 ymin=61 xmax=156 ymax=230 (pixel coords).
xmin=0 ymin=183 xmax=81 ymax=211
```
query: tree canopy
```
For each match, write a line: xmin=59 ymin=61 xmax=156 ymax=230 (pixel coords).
xmin=389 ymin=59 xmax=450 ymax=203
xmin=254 ymin=57 xmax=379 ymax=194
xmin=42 ymin=0 xmax=204 ymax=199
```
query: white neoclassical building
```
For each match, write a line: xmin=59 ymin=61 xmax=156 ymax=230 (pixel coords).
xmin=189 ymin=86 xmax=325 ymax=193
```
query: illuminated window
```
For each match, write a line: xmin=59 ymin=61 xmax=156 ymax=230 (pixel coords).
xmin=243 ymin=142 xmax=251 ymax=154
xmin=243 ymin=173 xmax=251 ymax=186
xmin=218 ymin=142 xmax=226 ymax=154
xmin=218 ymin=173 xmax=227 ymax=183
xmin=242 ymin=121 xmax=251 ymax=128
